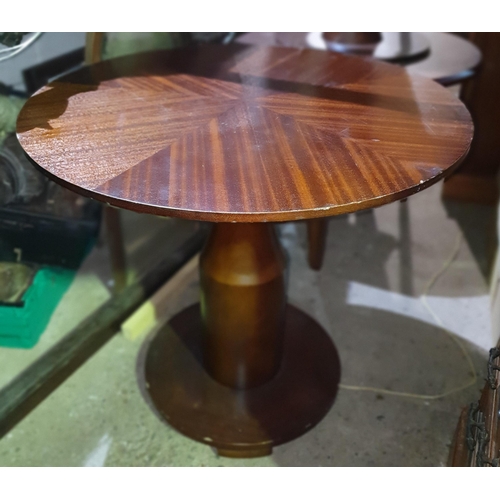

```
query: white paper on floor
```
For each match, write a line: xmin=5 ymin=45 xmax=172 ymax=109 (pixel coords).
xmin=83 ymin=433 xmax=112 ymax=467
xmin=346 ymin=281 xmax=492 ymax=352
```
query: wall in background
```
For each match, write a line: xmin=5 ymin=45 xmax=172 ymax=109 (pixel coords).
xmin=1 ymin=32 xmax=86 ymax=91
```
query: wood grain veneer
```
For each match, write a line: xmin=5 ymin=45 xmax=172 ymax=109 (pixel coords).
xmin=17 ymin=44 xmax=473 ymax=223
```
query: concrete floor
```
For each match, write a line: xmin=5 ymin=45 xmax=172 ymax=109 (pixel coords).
xmin=0 ymin=181 xmax=496 ymax=466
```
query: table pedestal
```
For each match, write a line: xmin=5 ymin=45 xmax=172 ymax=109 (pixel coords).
xmin=138 ymin=223 xmax=340 ymax=457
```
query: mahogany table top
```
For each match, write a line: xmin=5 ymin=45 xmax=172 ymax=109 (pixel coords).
xmin=17 ymin=43 xmax=473 ymax=223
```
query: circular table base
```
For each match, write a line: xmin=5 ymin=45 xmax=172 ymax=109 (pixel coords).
xmin=137 ymin=304 xmax=341 ymax=457
xmin=306 ymin=32 xmax=430 ymax=62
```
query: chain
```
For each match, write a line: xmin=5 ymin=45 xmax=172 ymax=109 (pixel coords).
xmin=487 ymin=347 xmax=500 ymax=390
xmin=466 ymin=402 xmax=499 ymax=467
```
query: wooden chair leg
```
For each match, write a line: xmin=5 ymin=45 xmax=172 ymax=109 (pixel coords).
xmin=307 ymin=218 xmax=329 ymax=271
xmin=103 ymin=206 xmax=127 ymax=293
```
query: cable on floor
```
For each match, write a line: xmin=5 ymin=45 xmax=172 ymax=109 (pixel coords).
xmin=338 ymin=232 xmax=479 ymax=400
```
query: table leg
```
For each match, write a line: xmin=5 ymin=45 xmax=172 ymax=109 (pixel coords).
xmin=307 ymin=218 xmax=329 ymax=271
xmin=103 ymin=206 xmax=127 ymax=293
xmin=138 ymin=223 xmax=340 ymax=457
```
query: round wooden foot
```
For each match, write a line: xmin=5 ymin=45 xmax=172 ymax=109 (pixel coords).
xmin=137 ymin=304 xmax=341 ymax=457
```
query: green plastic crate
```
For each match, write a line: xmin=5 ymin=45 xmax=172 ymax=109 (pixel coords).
xmin=0 ymin=267 xmax=76 ymax=348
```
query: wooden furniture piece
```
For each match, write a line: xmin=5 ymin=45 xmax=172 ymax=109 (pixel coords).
xmin=238 ymin=32 xmax=481 ymax=270
xmin=319 ymin=32 xmax=429 ymax=61
xmin=16 ymin=44 xmax=473 ymax=457
xmin=441 ymin=33 xmax=500 ymax=206
xmin=449 ymin=340 xmax=499 ymax=466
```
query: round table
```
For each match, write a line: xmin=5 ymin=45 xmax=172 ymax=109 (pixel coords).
xmin=16 ymin=43 xmax=473 ymax=457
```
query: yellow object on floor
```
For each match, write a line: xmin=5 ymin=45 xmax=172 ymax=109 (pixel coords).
xmin=121 ymin=302 xmax=156 ymax=341
xmin=120 ymin=254 xmax=199 ymax=341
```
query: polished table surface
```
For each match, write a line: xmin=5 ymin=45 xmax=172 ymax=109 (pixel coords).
xmin=16 ymin=44 xmax=474 ymax=456
xmin=17 ymin=43 xmax=472 ymax=222
xmin=234 ymin=35 xmax=479 ymax=269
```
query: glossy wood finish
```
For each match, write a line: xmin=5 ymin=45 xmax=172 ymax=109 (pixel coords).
xmin=237 ymin=34 xmax=479 ymax=271
xmin=200 ymin=223 xmax=286 ymax=389
xmin=239 ymin=32 xmax=481 ymax=87
xmin=17 ymin=44 xmax=473 ymax=223
xmin=139 ymin=302 xmax=340 ymax=457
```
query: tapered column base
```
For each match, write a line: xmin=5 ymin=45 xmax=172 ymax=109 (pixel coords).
xmin=137 ymin=303 xmax=340 ymax=458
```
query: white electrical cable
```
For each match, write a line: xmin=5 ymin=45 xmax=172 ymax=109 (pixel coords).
xmin=0 ymin=33 xmax=43 ymax=62
xmin=339 ymin=232 xmax=479 ymax=400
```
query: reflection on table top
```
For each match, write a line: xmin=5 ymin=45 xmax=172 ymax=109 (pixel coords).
xmin=17 ymin=43 xmax=473 ymax=222
xmin=239 ymin=32 xmax=482 ymax=87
